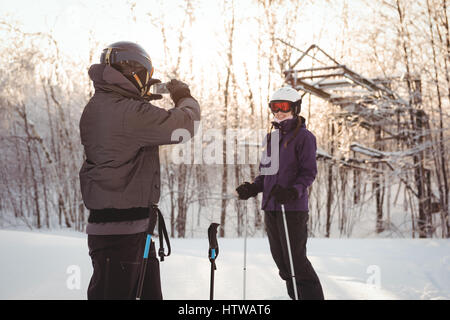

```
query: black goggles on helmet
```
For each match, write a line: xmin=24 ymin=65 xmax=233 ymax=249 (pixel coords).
xmin=100 ymin=48 xmax=154 ymax=78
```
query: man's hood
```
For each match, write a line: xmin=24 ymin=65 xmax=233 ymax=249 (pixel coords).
xmin=88 ymin=63 xmax=141 ymax=96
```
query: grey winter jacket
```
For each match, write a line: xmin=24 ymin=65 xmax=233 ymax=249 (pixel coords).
xmin=79 ymin=64 xmax=200 ymax=212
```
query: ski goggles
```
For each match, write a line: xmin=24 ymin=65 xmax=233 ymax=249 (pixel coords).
xmin=269 ymin=101 xmax=293 ymax=113
xmin=101 ymin=47 xmax=155 ymax=79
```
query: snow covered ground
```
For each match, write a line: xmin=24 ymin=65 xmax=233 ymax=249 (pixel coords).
xmin=0 ymin=229 xmax=449 ymax=300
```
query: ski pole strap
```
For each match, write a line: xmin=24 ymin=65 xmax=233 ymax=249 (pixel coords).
xmin=150 ymin=205 xmax=171 ymax=262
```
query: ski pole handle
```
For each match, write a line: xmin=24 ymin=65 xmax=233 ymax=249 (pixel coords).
xmin=136 ymin=234 xmax=152 ymax=300
xmin=143 ymin=234 xmax=152 ymax=259
xmin=208 ymin=223 xmax=220 ymax=300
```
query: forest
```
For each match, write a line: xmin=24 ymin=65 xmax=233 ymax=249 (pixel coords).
xmin=0 ymin=0 xmax=449 ymax=238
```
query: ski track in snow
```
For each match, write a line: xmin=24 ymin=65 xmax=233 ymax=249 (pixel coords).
xmin=0 ymin=230 xmax=449 ymax=300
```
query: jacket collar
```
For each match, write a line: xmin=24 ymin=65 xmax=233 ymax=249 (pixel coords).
xmin=271 ymin=116 xmax=306 ymax=132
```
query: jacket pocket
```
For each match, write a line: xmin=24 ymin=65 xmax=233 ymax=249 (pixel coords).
xmin=103 ymin=257 xmax=141 ymax=299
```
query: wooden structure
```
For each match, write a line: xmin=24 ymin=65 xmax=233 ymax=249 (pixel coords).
xmin=281 ymin=42 xmax=437 ymax=237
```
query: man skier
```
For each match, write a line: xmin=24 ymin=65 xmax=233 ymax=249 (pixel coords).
xmin=79 ymin=41 xmax=200 ymax=299
xmin=236 ymin=86 xmax=324 ymax=300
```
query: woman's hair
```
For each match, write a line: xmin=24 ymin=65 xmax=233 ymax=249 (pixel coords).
xmin=283 ymin=117 xmax=302 ymax=148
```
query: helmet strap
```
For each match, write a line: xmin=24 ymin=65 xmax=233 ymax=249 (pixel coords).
xmin=143 ymin=71 xmax=150 ymax=95
xmin=132 ymin=72 xmax=143 ymax=88
xmin=104 ymin=48 xmax=113 ymax=65
xmin=293 ymin=100 xmax=302 ymax=115
xmin=132 ymin=72 xmax=148 ymax=96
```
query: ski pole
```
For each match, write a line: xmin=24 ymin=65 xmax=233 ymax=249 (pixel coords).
xmin=208 ymin=223 xmax=220 ymax=300
xmin=243 ymin=200 xmax=248 ymax=300
xmin=281 ymin=204 xmax=299 ymax=300
xmin=136 ymin=205 xmax=158 ymax=300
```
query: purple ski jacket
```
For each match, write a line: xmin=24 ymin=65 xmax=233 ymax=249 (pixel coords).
xmin=253 ymin=116 xmax=317 ymax=212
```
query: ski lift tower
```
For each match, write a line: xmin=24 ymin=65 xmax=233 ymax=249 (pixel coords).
xmin=279 ymin=41 xmax=435 ymax=237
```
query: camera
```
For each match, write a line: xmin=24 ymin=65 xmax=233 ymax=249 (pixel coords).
xmin=153 ymin=82 xmax=170 ymax=94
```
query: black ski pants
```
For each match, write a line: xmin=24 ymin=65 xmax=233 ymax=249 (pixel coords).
xmin=87 ymin=232 xmax=162 ymax=300
xmin=264 ymin=210 xmax=324 ymax=300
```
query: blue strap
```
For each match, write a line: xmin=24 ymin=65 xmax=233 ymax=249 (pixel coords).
xmin=143 ymin=234 xmax=152 ymax=259
xmin=211 ymin=248 xmax=216 ymax=260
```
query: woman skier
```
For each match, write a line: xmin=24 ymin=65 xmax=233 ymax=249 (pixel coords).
xmin=236 ymin=86 xmax=324 ymax=300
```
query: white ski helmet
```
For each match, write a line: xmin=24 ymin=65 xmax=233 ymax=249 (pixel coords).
xmin=269 ymin=86 xmax=302 ymax=115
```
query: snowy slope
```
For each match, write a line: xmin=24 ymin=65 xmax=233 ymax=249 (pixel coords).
xmin=0 ymin=230 xmax=449 ymax=300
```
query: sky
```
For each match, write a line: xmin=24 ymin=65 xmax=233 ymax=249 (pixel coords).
xmin=1 ymin=0 xmax=382 ymax=97
xmin=2 ymin=0 xmax=168 ymax=63
xmin=1 ymin=0 xmax=253 ymax=71
xmin=1 ymin=0 xmax=382 ymax=128
xmin=1 ymin=0 xmax=359 ymax=63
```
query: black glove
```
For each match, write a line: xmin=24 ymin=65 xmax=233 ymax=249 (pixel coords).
xmin=269 ymin=184 xmax=298 ymax=204
xmin=166 ymin=79 xmax=193 ymax=105
xmin=236 ymin=182 xmax=259 ymax=200
xmin=143 ymin=78 xmax=163 ymax=101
